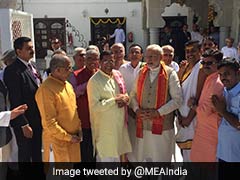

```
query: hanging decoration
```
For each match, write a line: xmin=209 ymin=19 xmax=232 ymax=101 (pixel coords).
xmin=90 ymin=17 xmax=126 ymax=26
xmin=208 ymin=5 xmax=217 ymax=23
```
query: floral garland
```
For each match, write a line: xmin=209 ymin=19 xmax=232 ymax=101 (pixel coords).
xmin=208 ymin=5 xmax=215 ymax=22
xmin=90 ymin=17 xmax=126 ymax=26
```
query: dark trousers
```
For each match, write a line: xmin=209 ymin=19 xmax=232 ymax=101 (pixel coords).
xmin=13 ymin=127 xmax=45 ymax=180
xmin=81 ymin=128 xmax=95 ymax=162
xmin=14 ymin=127 xmax=42 ymax=162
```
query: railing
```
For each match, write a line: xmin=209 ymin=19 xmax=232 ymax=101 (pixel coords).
xmin=65 ymin=19 xmax=87 ymax=53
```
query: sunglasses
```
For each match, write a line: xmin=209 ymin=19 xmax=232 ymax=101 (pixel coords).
xmin=200 ymin=61 xmax=217 ymax=66
xmin=59 ymin=66 xmax=73 ymax=71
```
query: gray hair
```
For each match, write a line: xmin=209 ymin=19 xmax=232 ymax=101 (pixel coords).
xmin=86 ymin=49 xmax=100 ymax=59
xmin=52 ymin=49 xmax=66 ymax=57
xmin=1 ymin=49 xmax=16 ymax=65
xmin=146 ymin=44 xmax=163 ymax=55
xmin=86 ymin=45 xmax=100 ymax=53
xmin=50 ymin=54 xmax=70 ymax=72
xmin=162 ymin=45 xmax=174 ymax=53
xmin=110 ymin=43 xmax=125 ymax=51
xmin=73 ymin=47 xmax=86 ymax=57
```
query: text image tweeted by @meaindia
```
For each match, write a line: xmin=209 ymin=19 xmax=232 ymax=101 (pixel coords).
xmin=52 ymin=166 xmax=187 ymax=178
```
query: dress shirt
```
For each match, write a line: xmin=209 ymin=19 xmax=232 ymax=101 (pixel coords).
xmin=18 ymin=57 xmax=41 ymax=85
xmin=110 ymin=28 xmax=125 ymax=43
xmin=119 ymin=62 xmax=143 ymax=94
xmin=191 ymin=31 xmax=203 ymax=44
xmin=217 ymin=82 xmax=240 ymax=162
xmin=221 ymin=46 xmax=239 ymax=61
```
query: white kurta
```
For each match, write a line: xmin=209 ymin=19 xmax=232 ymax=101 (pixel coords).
xmin=129 ymin=66 xmax=182 ymax=162
xmin=119 ymin=62 xmax=143 ymax=94
xmin=0 ymin=111 xmax=11 ymax=127
xmin=0 ymin=111 xmax=11 ymax=162
xmin=0 ymin=73 xmax=18 ymax=164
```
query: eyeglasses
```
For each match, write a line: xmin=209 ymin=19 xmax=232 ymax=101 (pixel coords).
xmin=200 ymin=61 xmax=217 ymax=66
xmin=59 ymin=66 xmax=73 ymax=71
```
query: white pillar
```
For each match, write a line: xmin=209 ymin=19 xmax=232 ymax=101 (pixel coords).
xmin=149 ymin=27 xmax=160 ymax=44
xmin=143 ymin=29 xmax=149 ymax=49
xmin=219 ymin=26 xmax=230 ymax=49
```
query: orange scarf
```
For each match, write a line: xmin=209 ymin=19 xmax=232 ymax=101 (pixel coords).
xmin=136 ymin=63 xmax=168 ymax=138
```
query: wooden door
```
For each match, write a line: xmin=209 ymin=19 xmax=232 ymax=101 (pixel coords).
xmin=34 ymin=18 xmax=66 ymax=58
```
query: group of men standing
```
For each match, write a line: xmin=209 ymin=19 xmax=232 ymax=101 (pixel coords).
xmin=1 ymin=34 xmax=240 ymax=179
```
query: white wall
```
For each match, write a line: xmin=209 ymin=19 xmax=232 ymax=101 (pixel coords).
xmin=21 ymin=0 xmax=143 ymax=51
xmin=0 ymin=9 xmax=34 ymax=54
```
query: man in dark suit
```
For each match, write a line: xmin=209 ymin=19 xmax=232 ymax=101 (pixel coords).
xmin=3 ymin=37 xmax=42 ymax=163
xmin=176 ymin=24 xmax=191 ymax=62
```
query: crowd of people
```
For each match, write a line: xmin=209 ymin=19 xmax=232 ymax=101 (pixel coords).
xmin=0 ymin=26 xmax=240 ymax=179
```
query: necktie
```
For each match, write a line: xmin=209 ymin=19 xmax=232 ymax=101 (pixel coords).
xmin=28 ymin=64 xmax=42 ymax=85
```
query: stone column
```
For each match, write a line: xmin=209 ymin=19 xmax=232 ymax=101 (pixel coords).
xmin=149 ymin=28 xmax=160 ymax=44
xmin=219 ymin=26 xmax=230 ymax=49
xmin=143 ymin=28 xmax=149 ymax=49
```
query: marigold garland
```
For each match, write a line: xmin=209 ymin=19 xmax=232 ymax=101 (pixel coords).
xmin=208 ymin=5 xmax=214 ymax=22
xmin=90 ymin=17 xmax=126 ymax=26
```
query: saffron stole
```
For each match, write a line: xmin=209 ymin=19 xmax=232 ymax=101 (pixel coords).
xmin=136 ymin=63 xmax=168 ymax=138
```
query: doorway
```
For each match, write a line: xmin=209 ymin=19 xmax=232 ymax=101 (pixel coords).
xmin=33 ymin=18 xmax=66 ymax=59
xmin=90 ymin=17 xmax=126 ymax=52
xmin=161 ymin=16 xmax=188 ymax=62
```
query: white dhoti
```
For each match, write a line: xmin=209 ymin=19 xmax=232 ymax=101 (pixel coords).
xmin=128 ymin=129 xmax=175 ymax=162
xmin=176 ymin=62 xmax=201 ymax=162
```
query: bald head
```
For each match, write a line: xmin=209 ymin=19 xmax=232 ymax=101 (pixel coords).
xmin=50 ymin=54 xmax=71 ymax=73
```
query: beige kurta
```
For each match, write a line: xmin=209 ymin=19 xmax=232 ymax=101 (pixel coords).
xmin=87 ymin=70 xmax=132 ymax=159
xmin=35 ymin=75 xmax=81 ymax=162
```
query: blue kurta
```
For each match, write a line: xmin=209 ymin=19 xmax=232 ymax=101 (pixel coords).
xmin=217 ymin=82 xmax=240 ymax=162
